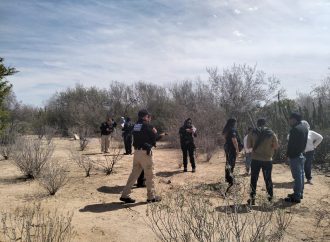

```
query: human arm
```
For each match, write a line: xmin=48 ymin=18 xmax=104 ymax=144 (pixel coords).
xmin=311 ymin=131 xmax=323 ymax=148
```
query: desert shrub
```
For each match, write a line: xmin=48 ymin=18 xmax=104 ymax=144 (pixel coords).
xmin=70 ymin=149 xmax=93 ymax=177
xmin=0 ymin=203 xmax=76 ymax=242
xmin=38 ymin=160 xmax=68 ymax=195
xmin=93 ymin=142 xmax=124 ymax=175
xmin=12 ymin=137 xmax=54 ymax=179
xmin=147 ymin=184 xmax=292 ymax=242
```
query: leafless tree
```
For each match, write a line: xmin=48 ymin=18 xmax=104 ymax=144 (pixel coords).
xmin=11 ymin=137 xmax=54 ymax=179
xmin=0 ymin=203 xmax=76 ymax=242
xmin=70 ymin=149 xmax=93 ymax=177
xmin=93 ymin=142 xmax=124 ymax=175
xmin=37 ymin=160 xmax=68 ymax=195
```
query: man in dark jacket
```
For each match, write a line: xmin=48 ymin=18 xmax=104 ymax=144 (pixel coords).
xmin=285 ymin=112 xmax=308 ymax=203
xmin=179 ymin=118 xmax=197 ymax=172
xmin=122 ymin=117 xmax=134 ymax=155
xmin=120 ymin=109 xmax=162 ymax=203
xmin=100 ymin=117 xmax=117 ymax=153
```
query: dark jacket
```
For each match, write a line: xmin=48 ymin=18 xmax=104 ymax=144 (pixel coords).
xmin=133 ymin=119 xmax=161 ymax=149
xmin=100 ymin=121 xmax=117 ymax=135
xmin=179 ymin=119 xmax=197 ymax=148
xmin=287 ymin=122 xmax=308 ymax=159
xmin=122 ymin=121 xmax=134 ymax=137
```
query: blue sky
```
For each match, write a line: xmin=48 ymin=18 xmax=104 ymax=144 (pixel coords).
xmin=1 ymin=0 xmax=330 ymax=106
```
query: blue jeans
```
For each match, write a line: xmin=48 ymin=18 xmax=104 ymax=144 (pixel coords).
xmin=304 ymin=150 xmax=315 ymax=181
xmin=289 ymin=154 xmax=306 ymax=200
xmin=245 ymin=153 xmax=252 ymax=172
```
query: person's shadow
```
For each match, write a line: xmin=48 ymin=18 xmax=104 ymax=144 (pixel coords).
xmin=156 ymin=170 xmax=183 ymax=178
xmin=97 ymin=185 xmax=140 ymax=194
xmin=79 ymin=202 xmax=147 ymax=213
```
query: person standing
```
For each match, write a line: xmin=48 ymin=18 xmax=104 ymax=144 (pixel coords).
xmin=301 ymin=120 xmax=323 ymax=184
xmin=247 ymin=119 xmax=279 ymax=205
xmin=243 ymin=127 xmax=253 ymax=175
xmin=222 ymin=118 xmax=241 ymax=188
xmin=120 ymin=109 xmax=161 ymax=203
xmin=285 ymin=113 xmax=308 ymax=203
xmin=100 ymin=117 xmax=117 ymax=153
xmin=122 ymin=117 xmax=134 ymax=155
xmin=179 ymin=118 xmax=197 ymax=172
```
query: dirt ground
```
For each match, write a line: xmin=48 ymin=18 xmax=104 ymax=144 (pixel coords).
xmin=0 ymin=137 xmax=329 ymax=242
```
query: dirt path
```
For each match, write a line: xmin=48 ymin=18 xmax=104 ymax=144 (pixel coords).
xmin=0 ymin=138 xmax=329 ymax=241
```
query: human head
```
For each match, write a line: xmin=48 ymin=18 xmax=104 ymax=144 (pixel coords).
xmin=184 ymin=118 xmax=192 ymax=127
xmin=257 ymin=118 xmax=266 ymax=127
xmin=301 ymin=120 xmax=310 ymax=130
xmin=247 ymin=127 xmax=253 ymax=134
xmin=289 ymin=112 xmax=302 ymax=127
xmin=106 ymin=117 xmax=112 ymax=123
xmin=222 ymin=118 xmax=237 ymax=135
xmin=138 ymin=109 xmax=151 ymax=122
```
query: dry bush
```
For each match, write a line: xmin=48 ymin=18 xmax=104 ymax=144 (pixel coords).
xmin=147 ymin=182 xmax=292 ymax=242
xmin=38 ymin=160 xmax=68 ymax=195
xmin=70 ymin=149 xmax=93 ymax=177
xmin=44 ymin=125 xmax=57 ymax=144
xmin=12 ymin=137 xmax=54 ymax=179
xmin=93 ymin=142 xmax=124 ymax=175
xmin=0 ymin=203 xmax=76 ymax=242
xmin=313 ymin=196 xmax=330 ymax=241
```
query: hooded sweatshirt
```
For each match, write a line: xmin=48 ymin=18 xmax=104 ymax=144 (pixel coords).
xmin=247 ymin=127 xmax=278 ymax=161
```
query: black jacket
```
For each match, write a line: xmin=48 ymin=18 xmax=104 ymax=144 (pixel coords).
xmin=133 ymin=119 xmax=161 ymax=149
xmin=179 ymin=120 xmax=197 ymax=148
xmin=100 ymin=121 xmax=117 ymax=135
xmin=122 ymin=121 xmax=134 ymax=137
xmin=287 ymin=122 xmax=308 ymax=159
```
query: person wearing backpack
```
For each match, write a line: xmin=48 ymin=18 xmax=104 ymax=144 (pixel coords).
xmin=222 ymin=118 xmax=243 ymax=189
xmin=247 ymin=118 xmax=279 ymax=205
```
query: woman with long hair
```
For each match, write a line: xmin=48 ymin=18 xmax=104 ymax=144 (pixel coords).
xmin=222 ymin=118 xmax=241 ymax=189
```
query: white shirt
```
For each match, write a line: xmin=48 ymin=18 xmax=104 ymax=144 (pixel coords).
xmin=305 ymin=130 xmax=323 ymax=152
xmin=244 ymin=134 xmax=252 ymax=154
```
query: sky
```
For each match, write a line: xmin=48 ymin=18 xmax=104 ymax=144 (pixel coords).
xmin=0 ymin=0 xmax=330 ymax=106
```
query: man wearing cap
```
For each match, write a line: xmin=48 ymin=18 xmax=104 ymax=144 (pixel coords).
xmin=120 ymin=109 xmax=161 ymax=203
xmin=285 ymin=112 xmax=308 ymax=203
xmin=247 ymin=118 xmax=278 ymax=205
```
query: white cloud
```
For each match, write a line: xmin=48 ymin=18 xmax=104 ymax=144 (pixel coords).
xmin=234 ymin=9 xmax=241 ymax=14
xmin=1 ymin=0 xmax=330 ymax=105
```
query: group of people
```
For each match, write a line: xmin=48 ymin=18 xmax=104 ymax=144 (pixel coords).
xmin=100 ymin=109 xmax=323 ymax=205
xmin=223 ymin=113 xmax=323 ymax=205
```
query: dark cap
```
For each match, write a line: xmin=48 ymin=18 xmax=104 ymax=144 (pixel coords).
xmin=257 ymin=118 xmax=266 ymax=127
xmin=289 ymin=112 xmax=302 ymax=122
xmin=138 ymin=109 xmax=150 ymax=118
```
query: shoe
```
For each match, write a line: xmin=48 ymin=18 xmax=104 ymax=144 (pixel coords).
xmin=247 ymin=198 xmax=256 ymax=206
xmin=307 ymin=179 xmax=313 ymax=184
xmin=287 ymin=193 xmax=303 ymax=199
xmin=120 ymin=197 xmax=136 ymax=203
xmin=147 ymin=196 xmax=162 ymax=203
xmin=284 ymin=196 xmax=301 ymax=203
xmin=268 ymin=196 xmax=273 ymax=202
xmin=192 ymin=168 xmax=196 ymax=173
xmin=183 ymin=168 xmax=187 ymax=172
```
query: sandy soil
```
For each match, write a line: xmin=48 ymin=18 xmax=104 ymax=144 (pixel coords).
xmin=0 ymin=137 xmax=329 ymax=242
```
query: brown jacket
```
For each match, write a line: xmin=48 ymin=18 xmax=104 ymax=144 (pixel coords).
xmin=247 ymin=127 xmax=278 ymax=161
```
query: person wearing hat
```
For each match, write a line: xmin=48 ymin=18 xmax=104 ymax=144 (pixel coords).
xmin=285 ymin=112 xmax=308 ymax=203
xmin=120 ymin=109 xmax=161 ymax=203
xmin=247 ymin=118 xmax=279 ymax=205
